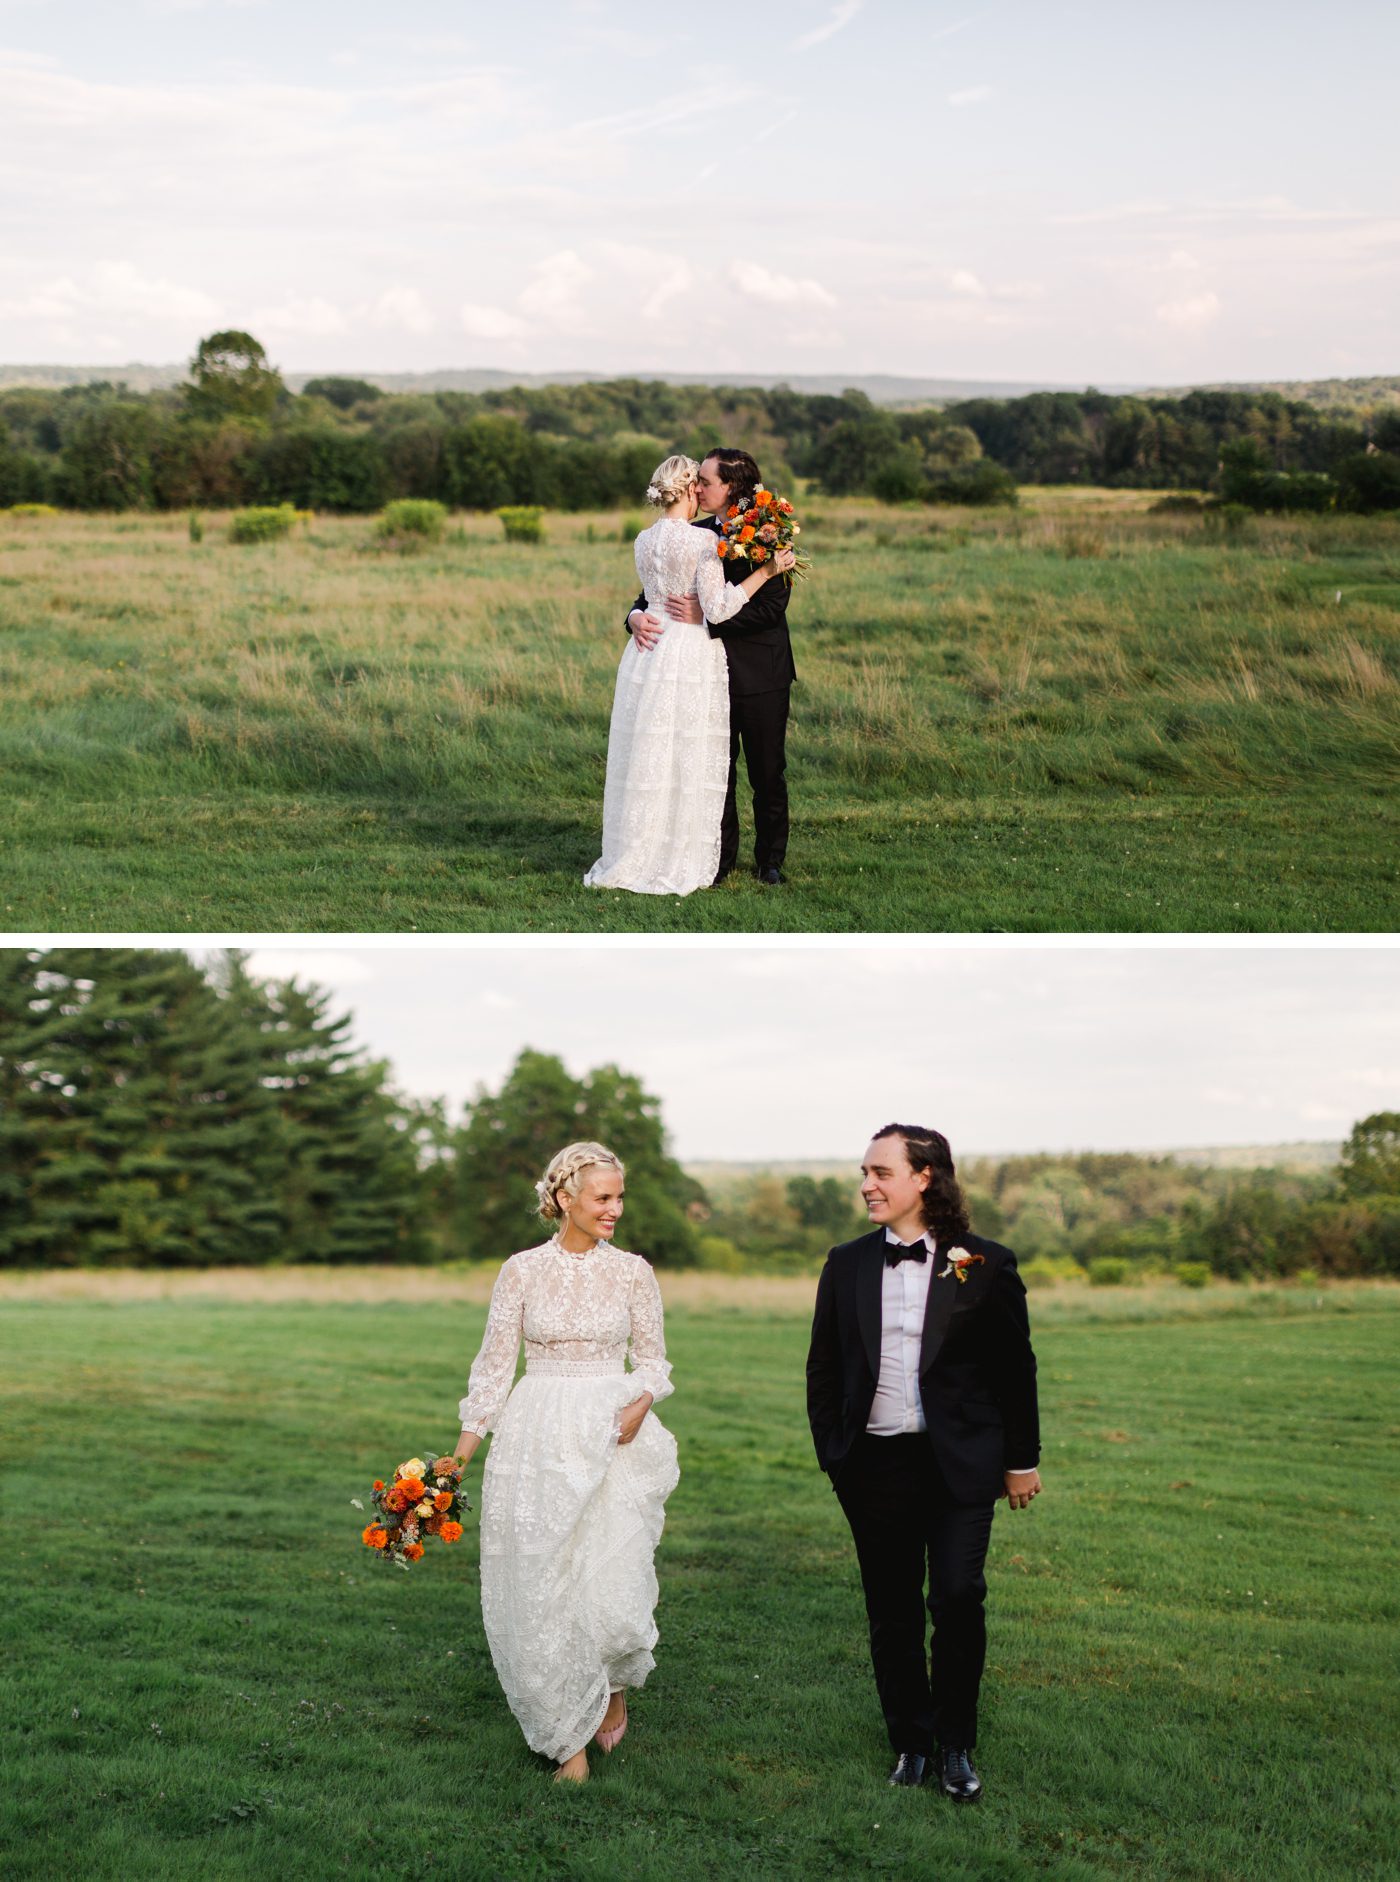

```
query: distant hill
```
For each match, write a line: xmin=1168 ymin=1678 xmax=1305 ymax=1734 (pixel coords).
xmin=0 ymin=362 xmax=1135 ymax=402
xmin=688 ymin=1141 xmax=1342 ymax=1185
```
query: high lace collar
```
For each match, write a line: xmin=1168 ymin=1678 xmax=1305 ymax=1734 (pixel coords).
xmin=547 ymin=1232 xmax=603 ymax=1262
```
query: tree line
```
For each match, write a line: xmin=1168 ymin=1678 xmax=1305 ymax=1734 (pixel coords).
xmin=3 ymin=330 xmax=1398 ymax=515
xmin=2 ymin=949 xmax=1396 ymax=1276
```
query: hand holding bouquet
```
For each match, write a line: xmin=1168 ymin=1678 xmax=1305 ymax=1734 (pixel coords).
xmin=354 ymin=1454 xmax=470 ymax=1570
xmin=715 ymin=485 xmax=810 ymax=583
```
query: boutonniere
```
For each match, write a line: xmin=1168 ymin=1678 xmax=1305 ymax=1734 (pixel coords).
xmin=938 ymin=1247 xmax=985 ymax=1285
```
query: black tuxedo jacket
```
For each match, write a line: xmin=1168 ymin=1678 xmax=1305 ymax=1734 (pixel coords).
xmin=805 ymin=1228 xmax=1039 ymax=1506
xmin=625 ymin=515 xmax=797 ymax=698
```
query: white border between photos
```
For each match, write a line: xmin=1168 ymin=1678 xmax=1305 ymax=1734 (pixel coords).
xmin=3 ymin=931 xmax=1391 ymax=953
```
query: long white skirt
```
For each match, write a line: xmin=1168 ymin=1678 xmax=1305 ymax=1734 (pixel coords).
xmin=583 ymin=621 xmax=730 ymax=896
xmin=479 ymin=1363 xmax=680 ymax=1762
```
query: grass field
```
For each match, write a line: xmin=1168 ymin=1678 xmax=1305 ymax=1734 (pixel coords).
xmin=2 ymin=1275 xmax=1396 ymax=1880
xmin=1 ymin=492 xmax=1396 ymax=933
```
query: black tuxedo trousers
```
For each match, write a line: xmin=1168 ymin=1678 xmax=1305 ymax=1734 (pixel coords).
xmin=835 ymin=1433 xmax=995 ymax=1752
xmin=721 ymin=683 xmax=790 ymax=874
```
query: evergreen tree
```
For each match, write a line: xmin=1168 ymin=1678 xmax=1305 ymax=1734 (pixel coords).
xmin=233 ymin=962 xmax=430 ymax=1263
xmin=0 ymin=949 xmax=282 ymax=1266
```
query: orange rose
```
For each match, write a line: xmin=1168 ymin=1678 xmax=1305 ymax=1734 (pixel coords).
xmin=403 ymin=1541 xmax=425 ymax=1561
xmin=398 ymin=1476 xmax=426 ymax=1500
xmin=439 ymin=1521 xmax=464 ymax=1544
xmin=738 ymin=526 xmax=755 ymax=542
xmin=433 ymin=1491 xmax=453 ymax=1511
xmin=754 ymin=490 xmax=771 ymax=506
xmin=362 ymin=1525 xmax=388 ymax=1549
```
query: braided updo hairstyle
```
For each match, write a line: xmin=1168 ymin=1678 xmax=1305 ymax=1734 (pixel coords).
xmin=645 ymin=454 xmax=699 ymax=509
xmin=535 ymin=1141 xmax=625 ymax=1224
xmin=871 ymin=1122 xmax=971 ymax=1245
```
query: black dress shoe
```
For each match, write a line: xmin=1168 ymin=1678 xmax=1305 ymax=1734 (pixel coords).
xmin=888 ymin=1752 xmax=927 ymax=1787
xmin=710 ymin=866 xmax=733 ymax=887
xmin=755 ymin=866 xmax=784 ymax=886
xmin=936 ymin=1746 xmax=982 ymax=1803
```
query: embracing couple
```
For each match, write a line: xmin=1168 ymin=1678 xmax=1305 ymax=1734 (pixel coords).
xmin=446 ymin=1122 xmax=1041 ymax=1799
xmin=583 ymin=448 xmax=797 ymax=897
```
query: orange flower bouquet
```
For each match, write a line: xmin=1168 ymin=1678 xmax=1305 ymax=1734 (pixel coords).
xmin=353 ymin=1454 xmax=470 ymax=1571
xmin=715 ymin=485 xmax=810 ymax=582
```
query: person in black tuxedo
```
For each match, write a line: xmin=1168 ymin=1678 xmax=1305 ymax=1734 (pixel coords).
xmin=806 ymin=1123 xmax=1042 ymax=1800
xmin=626 ymin=447 xmax=795 ymax=885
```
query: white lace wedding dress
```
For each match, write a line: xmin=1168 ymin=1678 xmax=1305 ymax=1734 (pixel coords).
xmin=583 ymin=517 xmax=751 ymax=896
xmin=458 ymin=1238 xmax=680 ymax=1762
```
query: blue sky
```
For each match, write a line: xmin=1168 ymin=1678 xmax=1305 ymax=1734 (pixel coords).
xmin=2 ymin=0 xmax=1396 ymax=381
xmin=236 ymin=945 xmax=1398 ymax=1161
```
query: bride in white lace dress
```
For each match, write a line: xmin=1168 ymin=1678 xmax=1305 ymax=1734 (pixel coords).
xmin=584 ymin=454 xmax=794 ymax=895
xmin=446 ymin=1141 xmax=679 ymax=1783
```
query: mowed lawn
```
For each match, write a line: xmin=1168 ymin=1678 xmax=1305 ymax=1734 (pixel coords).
xmin=1 ymin=1277 xmax=1396 ymax=1881
xmin=0 ymin=493 xmax=1396 ymax=933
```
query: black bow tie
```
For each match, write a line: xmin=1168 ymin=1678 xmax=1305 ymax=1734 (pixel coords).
xmin=885 ymin=1240 xmax=928 ymax=1267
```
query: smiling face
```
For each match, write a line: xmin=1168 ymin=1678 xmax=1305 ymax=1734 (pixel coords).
xmin=695 ymin=456 xmax=732 ymax=516
xmin=564 ymin=1167 xmax=625 ymax=1243
xmin=860 ymin=1134 xmax=929 ymax=1242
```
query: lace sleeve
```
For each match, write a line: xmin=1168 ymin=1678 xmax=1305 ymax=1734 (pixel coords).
xmin=626 ymin=1258 xmax=674 ymax=1405
xmin=457 ymin=1255 xmax=525 ymax=1435
xmin=694 ymin=535 xmax=750 ymax=624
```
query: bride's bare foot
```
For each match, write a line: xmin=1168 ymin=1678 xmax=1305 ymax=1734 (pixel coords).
xmin=554 ymin=1749 xmax=589 ymax=1783
xmin=595 ymin=1690 xmax=628 ymax=1753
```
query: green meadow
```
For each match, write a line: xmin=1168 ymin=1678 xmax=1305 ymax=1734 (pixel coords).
xmin=2 ymin=1277 xmax=1396 ymax=1880
xmin=0 ymin=493 xmax=1396 ymax=933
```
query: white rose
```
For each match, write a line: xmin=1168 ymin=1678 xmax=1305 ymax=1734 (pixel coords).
xmin=399 ymin=1458 xmax=426 ymax=1479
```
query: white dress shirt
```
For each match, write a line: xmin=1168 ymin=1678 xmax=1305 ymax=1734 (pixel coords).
xmin=867 ymin=1226 xmax=1036 ymax=1474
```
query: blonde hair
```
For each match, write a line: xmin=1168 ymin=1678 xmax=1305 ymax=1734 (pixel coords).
xmin=645 ymin=454 xmax=698 ymax=509
xmin=535 ymin=1141 xmax=625 ymax=1222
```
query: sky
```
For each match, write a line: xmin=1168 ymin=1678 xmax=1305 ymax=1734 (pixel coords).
xmin=236 ymin=944 xmax=1399 ymax=1162
xmin=2 ymin=0 xmax=1397 ymax=384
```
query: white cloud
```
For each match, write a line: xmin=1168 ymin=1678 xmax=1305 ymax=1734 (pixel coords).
xmin=948 ymin=85 xmax=993 ymax=107
xmin=795 ymin=0 xmax=863 ymax=52
xmin=518 ymin=248 xmax=594 ymax=326
xmin=250 ymin=295 xmax=350 ymax=337
xmin=949 ymin=268 xmax=987 ymax=297
xmin=730 ymin=261 xmax=836 ymax=308
xmin=1156 ymin=288 xmax=1221 ymax=331
xmin=0 ymin=262 xmax=219 ymax=325
xmin=641 ymin=261 xmax=695 ymax=323
xmin=246 ymin=950 xmax=376 ymax=987
xmin=459 ymin=302 xmax=527 ymax=341
xmin=371 ymin=286 xmax=435 ymax=334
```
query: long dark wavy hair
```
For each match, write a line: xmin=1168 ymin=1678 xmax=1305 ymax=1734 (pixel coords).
xmin=872 ymin=1122 xmax=971 ymax=1246
xmin=703 ymin=446 xmax=762 ymax=504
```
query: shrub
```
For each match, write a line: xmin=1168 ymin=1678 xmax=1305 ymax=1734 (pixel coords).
xmin=496 ymin=505 xmax=545 ymax=544
xmin=1293 ymin=1267 xmax=1320 ymax=1288
xmin=1086 ymin=1257 xmax=1129 ymax=1286
xmin=6 ymin=502 xmax=59 ymax=519
xmin=1149 ymin=493 xmax=1205 ymax=513
xmin=1204 ymin=501 xmax=1253 ymax=540
xmin=925 ymin=459 xmax=1019 ymax=507
xmin=188 ymin=510 xmax=203 ymax=543
xmin=1020 ymin=1256 xmax=1088 ymax=1286
xmin=230 ymin=504 xmax=296 ymax=544
xmin=1175 ymin=1261 xmax=1211 ymax=1289
xmin=375 ymin=498 xmax=447 ymax=545
xmin=617 ymin=514 xmax=644 ymax=543
xmin=696 ymin=1235 xmax=746 ymax=1273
